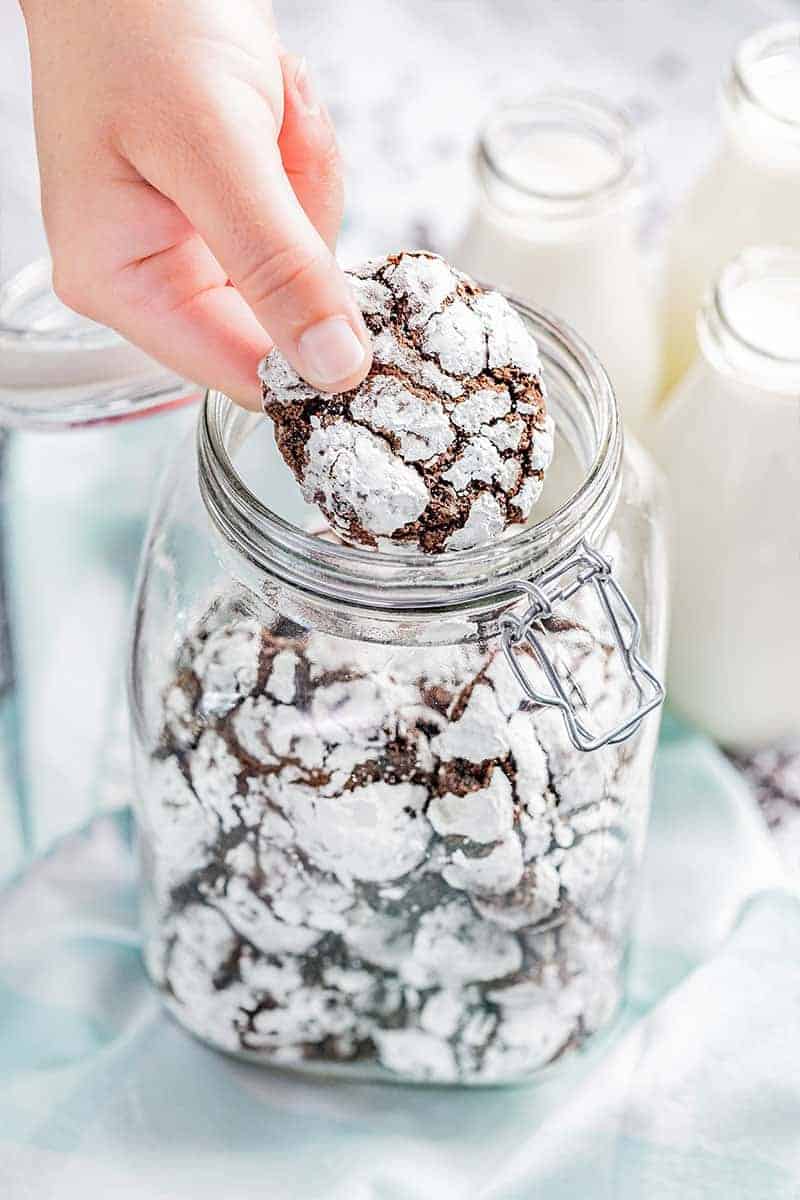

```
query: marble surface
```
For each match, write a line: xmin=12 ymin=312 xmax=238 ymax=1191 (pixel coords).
xmin=3 ymin=0 xmax=799 ymax=277
xmin=273 ymin=0 xmax=800 ymax=263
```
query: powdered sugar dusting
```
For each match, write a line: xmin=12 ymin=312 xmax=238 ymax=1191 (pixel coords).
xmin=422 ymin=299 xmax=486 ymax=376
xmin=452 ymin=387 xmax=511 ymax=432
xmin=349 ymin=375 xmax=454 ymax=462
xmin=445 ymin=493 xmax=506 ymax=551
xmin=304 ymin=420 xmax=430 ymax=536
xmin=476 ymin=291 xmax=543 ymax=375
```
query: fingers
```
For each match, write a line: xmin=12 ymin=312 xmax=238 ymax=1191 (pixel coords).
xmin=50 ymin=176 xmax=271 ymax=409
xmin=44 ymin=45 xmax=365 ymax=405
xmin=279 ymin=54 xmax=344 ymax=250
xmin=27 ymin=0 xmax=369 ymax=406
xmin=114 ymin=246 xmax=273 ymax=411
xmin=126 ymin=77 xmax=371 ymax=395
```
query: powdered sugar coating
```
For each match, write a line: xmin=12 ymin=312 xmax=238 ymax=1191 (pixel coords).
xmin=303 ymin=420 xmax=430 ymax=537
xmin=281 ymin=779 xmax=432 ymax=885
xmin=260 ymin=252 xmax=553 ymax=552
xmin=445 ymin=493 xmax=506 ymax=551
xmin=428 ymin=766 xmax=514 ymax=842
xmin=349 ymin=375 xmax=454 ymax=462
xmin=140 ymin=570 xmax=651 ymax=1084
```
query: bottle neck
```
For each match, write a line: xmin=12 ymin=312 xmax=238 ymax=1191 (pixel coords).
xmin=698 ymin=246 xmax=800 ymax=393
xmin=721 ymin=22 xmax=800 ymax=167
xmin=475 ymin=93 xmax=644 ymax=226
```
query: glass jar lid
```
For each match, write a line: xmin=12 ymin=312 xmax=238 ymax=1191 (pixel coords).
xmin=0 ymin=258 xmax=199 ymax=428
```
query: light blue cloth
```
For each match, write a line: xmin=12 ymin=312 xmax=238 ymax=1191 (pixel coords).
xmin=1 ymin=718 xmax=798 ymax=1200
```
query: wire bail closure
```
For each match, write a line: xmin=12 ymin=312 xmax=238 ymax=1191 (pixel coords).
xmin=500 ymin=540 xmax=664 ymax=752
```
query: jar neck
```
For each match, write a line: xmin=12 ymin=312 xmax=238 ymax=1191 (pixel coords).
xmin=198 ymin=304 xmax=622 ymax=632
xmin=474 ymin=93 xmax=645 ymax=224
xmin=721 ymin=22 xmax=800 ymax=165
xmin=698 ymin=246 xmax=800 ymax=392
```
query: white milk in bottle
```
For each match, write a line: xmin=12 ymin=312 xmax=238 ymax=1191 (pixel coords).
xmin=453 ymin=94 xmax=660 ymax=436
xmin=653 ymin=247 xmax=800 ymax=749
xmin=662 ymin=22 xmax=800 ymax=395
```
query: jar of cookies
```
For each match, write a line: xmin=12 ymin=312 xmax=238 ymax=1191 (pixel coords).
xmin=130 ymin=254 xmax=667 ymax=1085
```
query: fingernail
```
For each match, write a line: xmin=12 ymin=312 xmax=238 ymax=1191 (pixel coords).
xmin=298 ymin=316 xmax=367 ymax=386
xmin=294 ymin=57 xmax=321 ymax=117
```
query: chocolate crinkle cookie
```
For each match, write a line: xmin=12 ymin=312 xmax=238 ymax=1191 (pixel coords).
xmin=140 ymin=579 xmax=646 ymax=1084
xmin=259 ymin=251 xmax=554 ymax=552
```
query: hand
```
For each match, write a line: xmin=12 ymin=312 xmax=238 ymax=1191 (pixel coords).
xmin=20 ymin=0 xmax=372 ymax=408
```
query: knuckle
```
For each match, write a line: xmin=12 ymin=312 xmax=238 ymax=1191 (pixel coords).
xmin=237 ymin=243 xmax=328 ymax=313
xmin=51 ymin=260 xmax=94 ymax=317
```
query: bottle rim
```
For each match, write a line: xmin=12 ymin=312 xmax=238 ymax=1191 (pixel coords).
xmin=197 ymin=301 xmax=623 ymax=619
xmin=476 ymin=92 xmax=643 ymax=216
xmin=699 ymin=245 xmax=800 ymax=389
xmin=728 ymin=21 xmax=800 ymax=132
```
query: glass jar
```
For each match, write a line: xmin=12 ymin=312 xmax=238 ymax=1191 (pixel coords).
xmin=662 ymin=22 xmax=800 ymax=396
xmin=0 ymin=432 xmax=21 ymax=879
xmin=130 ymin=304 xmax=667 ymax=1085
xmin=453 ymin=94 xmax=661 ymax=438
xmin=0 ymin=259 xmax=198 ymax=858
xmin=653 ymin=246 xmax=800 ymax=750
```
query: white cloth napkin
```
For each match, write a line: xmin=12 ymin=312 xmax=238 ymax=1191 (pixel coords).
xmin=0 ymin=719 xmax=798 ymax=1199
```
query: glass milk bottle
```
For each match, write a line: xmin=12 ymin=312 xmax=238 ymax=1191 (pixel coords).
xmin=453 ymin=94 xmax=660 ymax=437
xmin=653 ymin=247 xmax=800 ymax=749
xmin=662 ymin=22 xmax=800 ymax=396
xmin=0 ymin=259 xmax=198 ymax=855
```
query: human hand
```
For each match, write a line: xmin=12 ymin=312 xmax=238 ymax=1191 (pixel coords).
xmin=20 ymin=0 xmax=372 ymax=408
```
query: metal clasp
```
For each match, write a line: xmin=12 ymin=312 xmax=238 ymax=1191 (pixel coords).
xmin=500 ymin=540 xmax=664 ymax=752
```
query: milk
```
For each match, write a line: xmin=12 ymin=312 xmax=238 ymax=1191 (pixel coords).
xmin=652 ymin=248 xmax=800 ymax=749
xmin=454 ymin=97 xmax=661 ymax=437
xmin=662 ymin=23 xmax=800 ymax=395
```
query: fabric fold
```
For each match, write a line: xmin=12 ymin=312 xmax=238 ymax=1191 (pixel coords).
xmin=1 ymin=719 xmax=798 ymax=1200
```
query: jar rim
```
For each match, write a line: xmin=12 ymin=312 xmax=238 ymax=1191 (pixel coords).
xmin=198 ymin=302 xmax=622 ymax=617
xmin=0 ymin=257 xmax=200 ymax=429
xmin=476 ymin=92 xmax=642 ymax=214
xmin=728 ymin=21 xmax=800 ymax=133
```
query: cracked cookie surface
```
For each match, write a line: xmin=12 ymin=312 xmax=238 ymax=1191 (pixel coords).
xmin=259 ymin=252 xmax=554 ymax=552
xmin=142 ymin=566 xmax=647 ymax=1083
